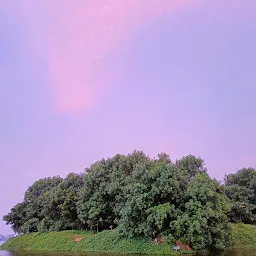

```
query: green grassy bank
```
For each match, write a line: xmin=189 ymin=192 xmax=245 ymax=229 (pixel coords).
xmin=0 ymin=229 xmax=176 ymax=255
xmin=1 ymin=224 xmax=256 ymax=254
xmin=229 ymin=223 xmax=256 ymax=249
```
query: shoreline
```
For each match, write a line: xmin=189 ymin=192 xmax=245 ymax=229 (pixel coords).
xmin=1 ymin=224 xmax=256 ymax=255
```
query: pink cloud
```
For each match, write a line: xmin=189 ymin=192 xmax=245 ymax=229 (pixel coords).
xmin=4 ymin=0 xmax=199 ymax=114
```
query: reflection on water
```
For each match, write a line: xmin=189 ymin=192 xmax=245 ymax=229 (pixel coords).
xmin=210 ymin=249 xmax=256 ymax=256
xmin=0 ymin=250 xmax=255 ymax=256
xmin=209 ymin=249 xmax=256 ymax=256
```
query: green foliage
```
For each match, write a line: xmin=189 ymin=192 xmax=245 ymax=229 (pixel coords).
xmin=228 ymin=202 xmax=256 ymax=224
xmin=3 ymin=176 xmax=63 ymax=234
xmin=3 ymin=202 xmax=27 ymax=234
xmin=44 ymin=173 xmax=84 ymax=231
xmin=0 ymin=230 xmax=176 ymax=255
xmin=229 ymin=223 xmax=256 ymax=248
xmin=2 ymin=224 xmax=256 ymax=253
xmin=171 ymin=173 xmax=230 ymax=250
xmin=4 ymin=150 xmax=256 ymax=252
xmin=225 ymin=168 xmax=256 ymax=224
xmin=77 ymin=151 xmax=150 ymax=231
xmin=117 ymin=161 xmax=181 ymax=238
xmin=3 ymin=174 xmax=83 ymax=233
xmin=163 ymin=233 xmax=176 ymax=245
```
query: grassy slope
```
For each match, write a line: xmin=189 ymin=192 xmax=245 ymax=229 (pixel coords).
xmin=1 ymin=224 xmax=256 ymax=254
xmin=0 ymin=230 xmax=176 ymax=255
xmin=229 ymin=223 xmax=256 ymax=249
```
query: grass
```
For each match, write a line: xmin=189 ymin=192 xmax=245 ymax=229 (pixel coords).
xmin=1 ymin=224 xmax=256 ymax=254
xmin=229 ymin=223 xmax=256 ymax=249
xmin=0 ymin=229 xmax=176 ymax=255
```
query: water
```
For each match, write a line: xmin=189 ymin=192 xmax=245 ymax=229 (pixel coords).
xmin=0 ymin=249 xmax=255 ymax=256
xmin=0 ymin=253 xmax=117 ymax=256
xmin=208 ymin=250 xmax=256 ymax=256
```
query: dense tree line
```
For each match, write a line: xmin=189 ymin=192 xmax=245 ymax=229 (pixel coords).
xmin=225 ymin=168 xmax=256 ymax=224
xmin=3 ymin=151 xmax=256 ymax=250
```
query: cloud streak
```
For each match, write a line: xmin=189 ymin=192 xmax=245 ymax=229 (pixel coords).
xmin=3 ymin=0 xmax=198 ymax=114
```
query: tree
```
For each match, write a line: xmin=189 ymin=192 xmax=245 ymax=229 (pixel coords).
xmin=228 ymin=202 xmax=256 ymax=224
xmin=118 ymin=161 xmax=181 ymax=238
xmin=3 ymin=202 xmax=27 ymax=234
xmin=175 ymin=155 xmax=206 ymax=183
xmin=3 ymin=177 xmax=63 ymax=233
xmin=24 ymin=176 xmax=63 ymax=203
xmin=225 ymin=168 xmax=256 ymax=187
xmin=171 ymin=173 xmax=230 ymax=250
xmin=224 ymin=168 xmax=256 ymax=224
xmin=4 ymin=151 xmax=245 ymax=251
xmin=38 ymin=173 xmax=84 ymax=231
xmin=77 ymin=151 xmax=150 ymax=231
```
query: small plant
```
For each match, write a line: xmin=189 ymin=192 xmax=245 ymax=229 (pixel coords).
xmin=163 ymin=233 xmax=176 ymax=245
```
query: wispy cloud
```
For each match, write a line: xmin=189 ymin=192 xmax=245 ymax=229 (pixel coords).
xmin=3 ymin=0 xmax=197 ymax=114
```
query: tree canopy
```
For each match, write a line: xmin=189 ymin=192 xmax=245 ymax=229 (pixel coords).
xmin=3 ymin=150 xmax=256 ymax=250
xmin=224 ymin=168 xmax=256 ymax=224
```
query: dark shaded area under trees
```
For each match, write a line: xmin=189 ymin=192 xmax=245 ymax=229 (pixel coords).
xmin=3 ymin=150 xmax=256 ymax=250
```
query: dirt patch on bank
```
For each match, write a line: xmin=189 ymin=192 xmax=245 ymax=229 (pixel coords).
xmin=74 ymin=236 xmax=85 ymax=243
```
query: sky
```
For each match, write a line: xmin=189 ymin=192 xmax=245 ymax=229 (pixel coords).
xmin=0 ymin=0 xmax=256 ymax=234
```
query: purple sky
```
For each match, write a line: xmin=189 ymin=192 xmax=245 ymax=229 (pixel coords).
xmin=1 ymin=1 xmax=256 ymax=234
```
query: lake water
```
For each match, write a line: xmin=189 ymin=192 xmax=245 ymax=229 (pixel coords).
xmin=0 ymin=249 xmax=256 ymax=256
